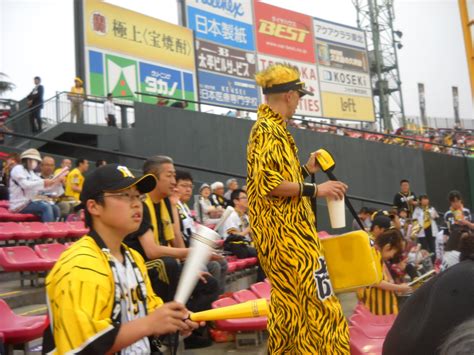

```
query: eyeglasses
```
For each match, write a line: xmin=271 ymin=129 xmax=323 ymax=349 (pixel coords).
xmin=102 ymin=192 xmax=147 ymax=203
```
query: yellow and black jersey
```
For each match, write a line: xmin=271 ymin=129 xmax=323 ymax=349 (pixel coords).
xmin=357 ymin=249 xmax=399 ymax=315
xmin=246 ymin=104 xmax=349 ymax=354
xmin=43 ymin=235 xmax=163 ymax=354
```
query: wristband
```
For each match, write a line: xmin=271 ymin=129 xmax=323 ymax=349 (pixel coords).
xmin=302 ymin=183 xmax=316 ymax=197
xmin=301 ymin=165 xmax=310 ymax=178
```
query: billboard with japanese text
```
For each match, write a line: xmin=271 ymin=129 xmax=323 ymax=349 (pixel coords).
xmin=257 ymin=54 xmax=322 ymax=116
xmin=186 ymin=0 xmax=258 ymax=109
xmin=82 ymin=0 xmax=197 ymax=106
xmin=314 ymin=18 xmax=375 ymax=121
xmin=254 ymin=1 xmax=315 ymax=63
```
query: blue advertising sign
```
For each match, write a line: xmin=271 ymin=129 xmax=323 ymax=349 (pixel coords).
xmin=198 ymin=71 xmax=258 ymax=109
xmin=187 ymin=6 xmax=255 ymax=51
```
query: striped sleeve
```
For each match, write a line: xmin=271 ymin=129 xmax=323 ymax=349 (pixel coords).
xmin=250 ymin=130 xmax=285 ymax=198
xmin=47 ymin=276 xmax=119 ymax=354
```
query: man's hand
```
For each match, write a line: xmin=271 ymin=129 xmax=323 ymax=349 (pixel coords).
xmin=305 ymin=151 xmax=322 ymax=174
xmin=316 ymin=181 xmax=348 ymax=200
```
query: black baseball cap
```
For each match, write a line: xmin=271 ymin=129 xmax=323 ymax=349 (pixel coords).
xmin=80 ymin=164 xmax=156 ymax=203
xmin=262 ymin=79 xmax=314 ymax=97
xmin=372 ymin=215 xmax=391 ymax=229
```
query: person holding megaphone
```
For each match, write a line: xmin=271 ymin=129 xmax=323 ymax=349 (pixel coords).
xmin=247 ymin=64 xmax=350 ymax=354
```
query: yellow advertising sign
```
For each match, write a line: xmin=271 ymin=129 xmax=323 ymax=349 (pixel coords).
xmin=84 ymin=0 xmax=195 ymax=71
xmin=321 ymin=92 xmax=375 ymax=121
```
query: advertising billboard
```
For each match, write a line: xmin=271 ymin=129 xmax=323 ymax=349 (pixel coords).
xmin=257 ymin=54 xmax=322 ymax=116
xmin=186 ymin=0 xmax=258 ymax=110
xmin=314 ymin=17 xmax=375 ymax=122
xmin=254 ymin=1 xmax=315 ymax=63
xmin=82 ymin=0 xmax=197 ymax=106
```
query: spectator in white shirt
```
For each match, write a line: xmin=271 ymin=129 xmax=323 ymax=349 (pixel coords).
xmin=9 ymin=149 xmax=62 ymax=221
xmin=218 ymin=189 xmax=251 ymax=241
xmin=223 ymin=178 xmax=238 ymax=202
xmin=104 ymin=93 xmax=117 ymax=127
xmin=413 ymin=195 xmax=439 ymax=256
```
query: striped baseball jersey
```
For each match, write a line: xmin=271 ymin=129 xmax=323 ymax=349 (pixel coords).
xmin=43 ymin=234 xmax=163 ymax=354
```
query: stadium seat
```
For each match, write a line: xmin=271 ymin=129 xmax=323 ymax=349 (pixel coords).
xmin=350 ymin=309 xmax=396 ymax=326
xmin=21 ymin=222 xmax=48 ymax=240
xmin=0 ymin=208 xmax=38 ymax=222
xmin=43 ymin=222 xmax=70 ymax=239
xmin=227 ymin=262 xmax=238 ymax=273
xmin=350 ymin=317 xmax=391 ymax=339
xmin=264 ymin=278 xmax=270 ymax=285
xmin=0 ymin=246 xmax=55 ymax=272
xmin=250 ymin=282 xmax=271 ymax=300
xmin=34 ymin=243 xmax=67 ymax=261
xmin=0 ymin=223 xmax=31 ymax=242
xmin=212 ymin=297 xmax=267 ymax=332
xmin=0 ymin=200 xmax=9 ymax=208
xmin=0 ymin=299 xmax=47 ymax=347
xmin=66 ymin=221 xmax=89 ymax=237
xmin=234 ymin=260 xmax=247 ymax=271
xmin=242 ymin=257 xmax=258 ymax=267
xmin=233 ymin=289 xmax=258 ymax=303
xmin=349 ymin=326 xmax=383 ymax=355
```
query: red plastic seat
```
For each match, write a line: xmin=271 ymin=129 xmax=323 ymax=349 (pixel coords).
xmin=0 ymin=223 xmax=29 ymax=241
xmin=21 ymin=222 xmax=49 ymax=239
xmin=233 ymin=289 xmax=258 ymax=303
xmin=226 ymin=255 xmax=238 ymax=262
xmin=0 ymin=246 xmax=55 ymax=271
xmin=66 ymin=221 xmax=89 ymax=237
xmin=34 ymin=243 xmax=67 ymax=261
xmin=0 ymin=208 xmax=38 ymax=222
xmin=227 ymin=262 xmax=237 ymax=273
xmin=212 ymin=297 xmax=267 ymax=332
xmin=250 ymin=282 xmax=271 ymax=300
xmin=349 ymin=326 xmax=384 ymax=355
xmin=234 ymin=260 xmax=247 ymax=270
xmin=350 ymin=310 xmax=396 ymax=327
xmin=242 ymin=257 xmax=258 ymax=267
xmin=0 ymin=299 xmax=47 ymax=345
xmin=350 ymin=317 xmax=391 ymax=339
xmin=0 ymin=200 xmax=9 ymax=208
xmin=264 ymin=278 xmax=270 ymax=285
xmin=43 ymin=222 xmax=70 ymax=239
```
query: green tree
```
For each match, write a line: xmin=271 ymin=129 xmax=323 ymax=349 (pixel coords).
xmin=0 ymin=73 xmax=15 ymax=96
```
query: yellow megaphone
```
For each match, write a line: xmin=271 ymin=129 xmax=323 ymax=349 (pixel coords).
xmin=315 ymin=148 xmax=336 ymax=173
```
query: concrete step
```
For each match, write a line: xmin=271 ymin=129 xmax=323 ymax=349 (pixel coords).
xmin=0 ymin=280 xmax=46 ymax=309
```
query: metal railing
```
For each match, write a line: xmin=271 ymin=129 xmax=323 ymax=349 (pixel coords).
xmin=1 ymin=130 xmax=394 ymax=210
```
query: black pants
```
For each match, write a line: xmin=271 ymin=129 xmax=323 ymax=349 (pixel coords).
xmin=107 ymin=114 xmax=117 ymax=127
xmin=147 ymin=257 xmax=219 ymax=310
xmin=30 ymin=108 xmax=42 ymax=132
xmin=419 ymin=227 xmax=436 ymax=260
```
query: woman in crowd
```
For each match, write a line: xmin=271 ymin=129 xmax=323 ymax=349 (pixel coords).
xmin=358 ymin=228 xmax=412 ymax=315
xmin=8 ymin=149 xmax=62 ymax=222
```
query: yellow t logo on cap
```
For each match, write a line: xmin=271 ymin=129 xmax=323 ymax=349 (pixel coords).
xmin=117 ymin=165 xmax=135 ymax=178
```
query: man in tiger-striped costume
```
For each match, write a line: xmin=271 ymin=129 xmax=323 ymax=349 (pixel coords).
xmin=247 ymin=64 xmax=350 ymax=354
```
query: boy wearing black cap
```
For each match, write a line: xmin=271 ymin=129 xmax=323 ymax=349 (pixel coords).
xmin=43 ymin=164 xmax=200 ymax=354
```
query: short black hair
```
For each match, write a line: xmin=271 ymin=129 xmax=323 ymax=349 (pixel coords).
xmin=34 ymin=76 xmax=41 ymax=81
xmin=358 ymin=207 xmax=370 ymax=215
xmin=400 ymin=179 xmax=410 ymax=185
xmin=448 ymin=190 xmax=463 ymax=203
xmin=419 ymin=194 xmax=429 ymax=201
xmin=230 ymin=189 xmax=246 ymax=203
xmin=107 ymin=93 xmax=112 ymax=98
xmin=76 ymin=158 xmax=87 ymax=167
xmin=459 ymin=231 xmax=474 ymax=262
xmin=176 ymin=170 xmax=193 ymax=183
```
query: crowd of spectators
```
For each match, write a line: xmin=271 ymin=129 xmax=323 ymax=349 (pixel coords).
xmin=287 ymin=119 xmax=473 ymax=157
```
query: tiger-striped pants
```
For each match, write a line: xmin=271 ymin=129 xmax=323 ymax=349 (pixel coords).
xmin=254 ymin=217 xmax=350 ymax=354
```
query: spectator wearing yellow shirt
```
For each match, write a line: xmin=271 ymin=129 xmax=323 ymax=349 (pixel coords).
xmin=68 ymin=77 xmax=85 ymax=124
xmin=65 ymin=158 xmax=89 ymax=201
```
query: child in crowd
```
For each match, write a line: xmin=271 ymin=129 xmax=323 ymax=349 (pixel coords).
xmin=43 ymin=164 xmax=201 ymax=354
xmin=358 ymin=229 xmax=412 ymax=315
